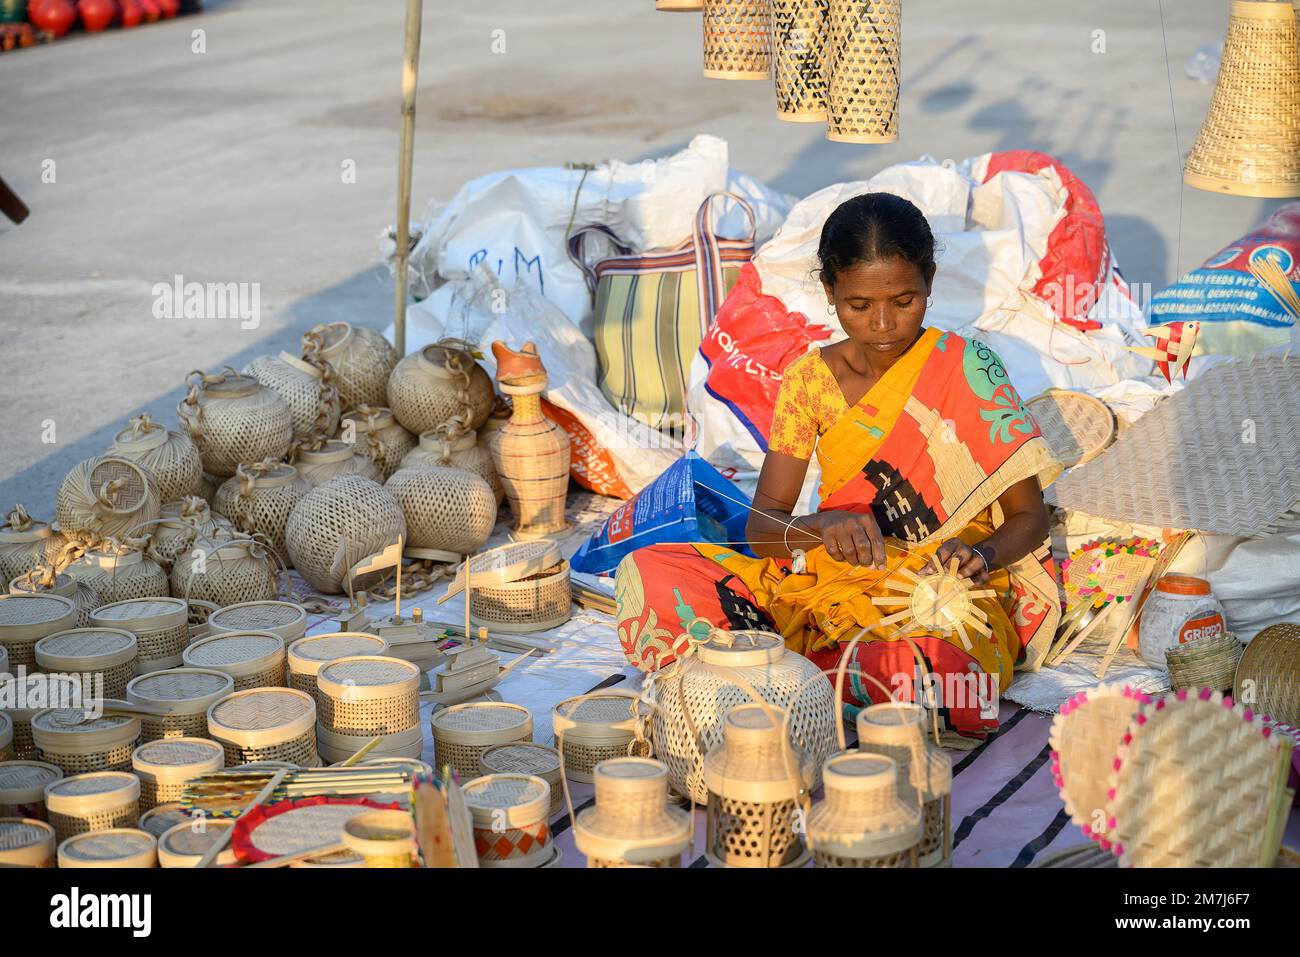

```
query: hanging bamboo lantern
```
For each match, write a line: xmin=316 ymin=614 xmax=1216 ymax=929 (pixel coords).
xmin=107 ymin=413 xmax=204 ymax=503
xmin=488 ymin=342 xmax=571 ymax=540
xmin=0 ymin=593 xmax=78 ymax=672
xmin=127 ymin=668 xmax=235 ymax=742
xmin=60 ymin=540 xmax=169 ymax=606
xmin=176 ymin=368 xmax=293 ymax=479
xmin=385 ymin=466 xmax=497 ymax=556
xmin=206 ymin=600 xmax=307 ymax=644
xmin=826 ymin=0 xmax=902 ymax=143
xmin=772 ymin=0 xmax=830 ymax=121
xmin=157 ymin=819 xmax=237 ymax=868
xmin=243 ymin=351 xmax=342 ymax=445
xmin=0 ymin=817 xmax=56 ymax=868
xmin=387 ymin=342 xmax=495 ymax=437
xmin=132 ymin=737 xmax=224 ymax=811
xmin=206 ymin=687 xmax=320 ymax=768
xmin=293 ymin=439 xmax=382 ymax=488
xmin=286 ymin=632 xmax=389 ymax=701
xmin=212 ymin=462 xmax=310 ymax=565
xmin=807 ymin=752 xmax=921 ymax=867
xmin=9 ymin=567 xmax=103 ymax=629
xmin=0 ymin=505 xmax=66 ymax=584
xmin=658 ymin=0 xmax=703 ymax=8
xmin=303 ymin=322 xmax=399 ymax=411
xmin=55 ymin=456 xmax=161 ymax=540
xmin=340 ymin=406 xmax=416 ymax=480
xmin=170 ymin=532 xmax=280 ymax=608
xmin=89 ymin=597 xmax=189 ymax=672
xmin=574 ymin=757 xmax=693 ymax=868
xmin=31 ymin=710 xmax=141 ymax=777
xmin=431 ymin=701 xmax=533 ymax=781
xmin=57 ymin=828 xmax=157 ymax=869
xmin=552 ymin=691 xmax=653 ymax=783
xmin=183 ymin=630 xmax=286 ymax=691
xmin=284 ymin=475 xmax=406 ymax=594
xmin=1183 ymin=1 xmax=1300 ymax=197
xmin=702 ymin=0 xmax=772 ymax=79
xmin=34 ymin=628 xmax=138 ymax=699
xmin=462 ymin=773 xmax=555 ymax=868
xmin=146 ymin=497 xmax=230 ymax=570
xmin=315 ymin=656 xmax=422 ymax=764
xmin=340 ymin=808 xmax=417 ymax=867
xmin=402 ymin=429 xmax=504 ymax=504
xmin=0 ymin=761 xmax=62 ymax=820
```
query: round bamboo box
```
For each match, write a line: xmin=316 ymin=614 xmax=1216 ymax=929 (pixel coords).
xmin=304 ymin=321 xmax=399 ymax=411
xmin=2 ymin=674 xmax=50 ymax=760
xmin=574 ymin=758 xmax=692 ymax=868
xmin=108 ymin=413 xmax=204 ymax=503
xmin=34 ymin=628 xmax=138 ymax=699
xmin=0 ymin=505 xmax=65 ymax=585
xmin=0 ymin=712 xmax=10 ymax=762
xmin=295 ymin=439 xmax=382 ymax=488
xmin=207 ymin=600 xmax=307 ymax=644
xmin=319 ymin=724 xmax=424 ymax=765
xmin=1234 ymin=622 xmax=1300 ymax=728
xmin=552 ymin=692 xmax=652 ymax=783
xmin=44 ymin=771 xmax=141 ymax=844
xmin=470 ymin=559 xmax=572 ymax=634
xmin=340 ymin=808 xmax=417 ymax=868
xmin=60 ymin=545 xmax=169 ymax=605
xmin=157 ymin=819 xmax=237 ymax=868
xmin=402 ymin=430 xmax=504 ymax=504
xmin=387 ymin=343 xmax=495 ymax=437
xmin=284 ymin=475 xmax=407 ymax=594
xmin=31 ymin=710 xmax=141 ymax=777
xmin=0 ymin=593 xmax=79 ymax=672
xmin=127 ymin=668 xmax=235 ymax=742
xmin=0 ymin=760 xmax=63 ymax=820
xmin=385 ymin=466 xmax=497 ymax=556
xmin=55 ymin=456 xmax=161 ymax=540
xmin=58 ymin=828 xmax=157 ymax=868
xmin=244 ymin=351 xmax=341 ymax=443
xmin=315 ymin=655 xmax=420 ymax=737
xmin=176 ymin=369 xmax=293 ymax=479
xmin=480 ymin=743 xmax=563 ymax=816
xmin=9 ymin=569 xmax=104 ymax=629
xmin=286 ymin=632 xmax=389 ymax=700
xmin=213 ymin=463 xmax=310 ymax=565
xmin=0 ymin=817 xmax=56 ymax=867
xmin=90 ymin=597 xmax=189 ymax=672
xmin=139 ymin=803 xmax=192 ymax=839
xmin=807 ymin=752 xmax=921 ymax=868
xmin=462 ymin=773 xmax=554 ymax=868
xmin=170 ymin=533 xmax=280 ymax=607
xmin=207 ymin=687 xmax=320 ymax=767
xmin=132 ymin=737 xmax=225 ymax=811
xmin=183 ymin=630 xmax=286 ymax=691
xmin=430 ymin=702 xmax=533 ymax=781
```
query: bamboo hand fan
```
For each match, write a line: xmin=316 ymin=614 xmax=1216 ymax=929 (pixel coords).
xmin=870 ymin=554 xmax=997 ymax=651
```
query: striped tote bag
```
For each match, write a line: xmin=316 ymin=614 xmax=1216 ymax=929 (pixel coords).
xmin=568 ymin=192 xmax=756 ymax=431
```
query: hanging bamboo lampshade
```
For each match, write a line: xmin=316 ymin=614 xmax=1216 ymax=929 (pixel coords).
xmin=807 ymin=752 xmax=921 ymax=867
xmin=1183 ymin=1 xmax=1300 ymax=197
xmin=702 ymin=0 xmax=772 ymax=79
xmin=826 ymin=0 xmax=902 ymax=143
xmin=212 ymin=461 xmax=310 ymax=565
xmin=772 ymin=0 xmax=830 ymax=121
xmin=574 ymin=757 xmax=693 ymax=868
xmin=302 ymin=322 xmax=399 ymax=411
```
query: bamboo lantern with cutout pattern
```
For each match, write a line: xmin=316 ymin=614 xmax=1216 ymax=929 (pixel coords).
xmin=702 ymin=0 xmax=772 ymax=79
xmin=826 ymin=0 xmax=902 ymax=143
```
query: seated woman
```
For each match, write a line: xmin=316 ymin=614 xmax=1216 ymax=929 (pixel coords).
xmin=614 ymin=193 xmax=1063 ymax=745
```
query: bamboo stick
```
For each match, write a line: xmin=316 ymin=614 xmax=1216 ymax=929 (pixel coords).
xmin=393 ymin=0 xmax=424 ymax=355
xmin=199 ymin=768 xmax=288 ymax=868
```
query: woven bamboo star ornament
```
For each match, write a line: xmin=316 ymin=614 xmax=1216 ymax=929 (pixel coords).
xmin=870 ymin=553 xmax=997 ymax=651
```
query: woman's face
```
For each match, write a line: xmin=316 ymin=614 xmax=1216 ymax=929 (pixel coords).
xmin=823 ymin=256 xmax=934 ymax=359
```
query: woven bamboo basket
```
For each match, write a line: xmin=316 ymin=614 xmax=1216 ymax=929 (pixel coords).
xmin=61 ymin=543 xmax=169 ymax=606
xmin=286 ymin=632 xmax=389 ymax=701
xmin=1235 ymin=622 xmax=1300 ymax=728
xmin=703 ymin=704 xmax=813 ymax=868
xmin=284 ymin=475 xmax=407 ymax=594
xmin=90 ymin=597 xmax=189 ymax=672
xmin=157 ymin=819 xmax=237 ymax=868
xmin=0 ymin=593 xmax=78 ymax=672
xmin=1183 ymin=0 xmax=1300 ymax=198
xmin=176 ymin=369 xmax=294 ymax=479
xmin=431 ymin=701 xmax=533 ymax=781
xmin=702 ymin=0 xmax=772 ymax=79
xmin=0 ymin=760 xmax=62 ymax=820
xmin=207 ymin=687 xmax=321 ymax=767
xmin=319 ymin=723 xmax=425 ymax=765
xmin=55 ymin=456 xmax=161 ymax=540
xmin=772 ymin=0 xmax=830 ymax=121
xmin=0 ymin=817 xmax=56 ymax=867
xmin=303 ymin=322 xmax=399 ymax=411
xmin=127 ymin=668 xmax=234 ymax=743
xmin=575 ymin=757 xmax=693 ymax=867
xmin=0 ymin=713 xmax=9 ymax=763
xmin=44 ymin=771 xmax=141 ymax=844
xmin=387 ymin=343 xmax=495 ymax=437
xmin=480 ymin=743 xmax=563 ymax=816
xmin=32 ymin=710 xmax=140 ymax=777
xmin=139 ymin=803 xmax=192 ymax=839
xmin=0 ymin=505 xmax=65 ymax=583
xmin=58 ymin=828 xmax=157 ymax=868
xmin=808 ymin=752 xmax=921 ymax=867
xmin=1167 ymin=632 xmax=1242 ymax=693
xmin=132 ymin=737 xmax=224 ymax=811
xmin=183 ymin=630 xmax=286 ymax=691
xmin=469 ymin=560 xmax=572 ymax=634
xmin=315 ymin=655 xmax=419 ymax=738
xmin=385 ymin=466 xmax=497 ymax=556
xmin=826 ymin=0 xmax=902 ymax=143
xmin=207 ymin=600 xmax=306 ymax=644
xmin=170 ymin=532 xmax=280 ymax=608
xmin=244 ymin=351 xmax=342 ymax=444
xmin=294 ymin=439 xmax=382 ymax=489
xmin=553 ymin=691 xmax=653 ymax=783
xmin=339 ymin=808 xmax=416 ymax=868
xmin=213 ymin=462 xmax=310 ymax=565
xmin=340 ymin=406 xmax=416 ymax=480
xmin=463 ymin=773 xmax=554 ymax=868
xmin=147 ymin=497 xmax=229 ymax=570
xmin=9 ymin=568 xmax=103 ymax=629
xmin=107 ymin=413 xmax=204 ymax=503
xmin=1025 ymin=391 xmax=1116 ymax=469
xmin=34 ymin=628 xmax=138 ymax=699
xmin=402 ymin=430 xmax=504 ymax=504
xmin=2 ymin=674 xmax=49 ymax=760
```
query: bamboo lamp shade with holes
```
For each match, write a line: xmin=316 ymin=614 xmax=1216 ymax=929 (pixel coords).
xmin=340 ymin=808 xmax=417 ymax=868
xmin=303 ymin=322 xmax=399 ymax=411
xmin=0 ymin=506 xmax=65 ymax=586
xmin=55 ymin=456 xmax=161 ymax=540
xmin=469 ymin=560 xmax=572 ymax=635
xmin=294 ymin=439 xmax=382 ymax=489
xmin=0 ymin=713 xmax=10 ymax=762
xmin=58 ymin=828 xmax=157 ymax=868
xmin=34 ymin=628 xmax=138 ymax=700
xmin=772 ymin=0 xmax=830 ymax=121
xmin=285 ymin=475 xmax=407 ymax=594
xmin=0 ymin=817 xmax=56 ymax=867
xmin=107 ymin=413 xmax=204 ymax=504
xmin=1183 ymin=0 xmax=1300 ymax=197
xmin=206 ymin=687 xmax=321 ymax=768
xmin=647 ymin=628 xmax=837 ymax=805
xmin=575 ymin=757 xmax=692 ymax=868
xmin=44 ymin=771 xmax=141 ymax=844
xmin=479 ymin=743 xmax=563 ymax=816
xmin=243 ymin=351 xmax=341 ymax=443
xmin=182 ymin=630 xmax=286 ymax=691
xmin=431 ymin=701 xmax=533 ymax=781
xmin=61 ymin=544 xmax=169 ymax=606
xmin=90 ymin=597 xmax=189 ymax=672
xmin=1166 ymin=631 xmax=1242 ymax=693
xmin=385 ymin=466 xmax=497 ymax=556
xmin=212 ymin=463 xmax=310 ymax=565
xmin=176 ymin=369 xmax=293 ymax=479
xmin=9 ymin=570 xmax=103 ymax=630
xmin=157 ymin=818 xmax=236 ymax=867
xmin=139 ymin=803 xmax=192 ymax=839
xmin=0 ymin=593 xmax=78 ymax=672
xmin=32 ymin=710 xmax=141 ymax=777
xmin=826 ymin=0 xmax=902 ymax=143
xmin=808 ymin=752 xmax=921 ymax=868
xmin=286 ymin=632 xmax=389 ymax=700
xmin=170 ymin=533 xmax=280 ymax=608
xmin=0 ymin=761 xmax=62 ymax=820
xmin=703 ymin=704 xmax=812 ymax=868
xmin=402 ymin=430 xmax=504 ymax=504
xmin=552 ymin=692 xmax=652 ymax=783
xmin=658 ymin=0 xmax=703 ymax=9
xmin=207 ymin=600 xmax=307 ymax=644
xmin=147 ymin=497 xmax=229 ymax=570
xmin=1235 ymin=623 xmax=1300 ymax=728
xmin=132 ymin=737 xmax=224 ymax=812
xmin=702 ymin=0 xmax=772 ymax=79
xmin=127 ymin=668 xmax=235 ymax=743
xmin=1024 ymin=391 xmax=1117 ymax=469
xmin=462 ymin=773 xmax=554 ymax=868
xmin=340 ymin=406 xmax=416 ymax=481
xmin=387 ymin=343 xmax=495 ymax=437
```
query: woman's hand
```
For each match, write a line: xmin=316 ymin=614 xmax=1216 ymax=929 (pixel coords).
xmin=933 ymin=538 xmax=993 ymax=585
xmin=811 ymin=510 xmax=887 ymax=569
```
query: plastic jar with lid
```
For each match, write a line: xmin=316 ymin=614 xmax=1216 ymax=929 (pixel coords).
xmin=1138 ymin=575 xmax=1227 ymax=668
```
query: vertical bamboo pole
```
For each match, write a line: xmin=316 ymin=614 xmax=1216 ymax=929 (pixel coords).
xmin=394 ymin=0 xmax=424 ymax=356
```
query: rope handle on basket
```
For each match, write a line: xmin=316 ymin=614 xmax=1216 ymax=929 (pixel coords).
xmin=126 ymin=413 xmax=163 ymax=438
xmin=181 ymin=531 xmax=288 ymax=610
xmin=349 ymin=404 xmax=385 ymax=461
xmin=13 ymin=562 xmax=59 ymax=592
xmin=96 ymin=477 xmax=129 ymax=510
xmin=833 ymin=626 xmax=943 ymax=751
xmin=3 ymin=504 xmax=32 ymax=532
xmin=435 ymin=339 xmax=477 ymax=440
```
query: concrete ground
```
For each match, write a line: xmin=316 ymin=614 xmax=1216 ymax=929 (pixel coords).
xmin=0 ymin=0 xmax=1287 ymax=509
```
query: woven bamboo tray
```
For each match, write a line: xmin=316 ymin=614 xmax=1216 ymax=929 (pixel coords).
xmin=157 ymin=819 xmax=237 ymax=868
xmin=44 ymin=771 xmax=141 ymax=845
xmin=207 ymin=687 xmax=320 ymax=768
xmin=0 ymin=593 xmax=78 ymax=672
xmin=286 ymin=632 xmax=389 ymax=700
xmin=34 ymin=627 xmax=138 ymax=699
xmin=469 ymin=559 xmax=572 ymax=634
xmin=31 ymin=710 xmax=140 ymax=777
xmin=1234 ymin=623 xmax=1300 ymax=728
xmin=552 ymin=691 xmax=652 ymax=783
xmin=808 ymin=752 xmax=921 ymax=868
xmin=0 ymin=816 xmax=56 ymax=868
xmin=0 ymin=760 xmax=62 ymax=820
xmin=431 ymin=702 xmax=533 ymax=781
xmin=315 ymin=656 xmax=420 ymax=737
xmin=132 ymin=737 xmax=225 ymax=811
xmin=207 ymin=600 xmax=308 ymax=643
xmin=58 ymin=827 xmax=157 ymax=868
xmin=1167 ymin=632 xmax=1242 ymax=693
xmin=1025 ymin=390 xmax=1117 ymax=469
xmin=89 ymin=597 xmax=189 ymax=672
xmin=127 ymin=668 xmax=235 ymax=742
xmin=575 ymin=757 xmax=692 ymax=868
xmin=463 ymin=773 xmax=554 ymax=868
xmin=183 ymin=630 xmax=286 ymax=691
xmin=480 ymin=743 xmax=563 ymax=816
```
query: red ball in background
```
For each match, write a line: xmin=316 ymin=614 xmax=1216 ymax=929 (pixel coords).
xmin=29 ymin=0 xmax=76 ymax=36
xmin=77 ymin=0 xmax=116 ymax=31
xmin=118 ymin=0 xmax=139 ymax=26
xmin=138 ymin=0 xmax=157 ymax=21
xmin=155 ymin=0 xmax=177 ymax=16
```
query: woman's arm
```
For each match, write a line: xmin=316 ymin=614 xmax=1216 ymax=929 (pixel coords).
xmin=935 ymin=476 xmax=1050 ymax=583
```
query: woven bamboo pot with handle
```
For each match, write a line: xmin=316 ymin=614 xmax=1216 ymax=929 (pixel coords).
xmin=387 ymin=342 xmax=495 ymax=437
xmin=176 ymin=368 xmax=293 ymax=479
xmin=293 ymin=439 xmax=382 ymax=489
xmin=169 ymin=533 xmax=281 ymax=608
xmin=213 ymin=462 xmax=310 ymax=565
xmin=303 ymin=322 xmax=399 ymax=411
xmin=0 ymin=505 xmax=66 ymax=584
xmin=340 ymin=406 xmax=416 ymax=480
xmin=146 ymin=497 xmax=231 ymax=570
xmin=107 ymin=413 xmax=204 ymax=503
xmin=553 ymin=691 xmax=653 ymax=784
xmin=284 ymin=475 xmax=407 ymax=594
xmin=243 ymin=351 xmax=341 ymax=445
xmin=385 ymin=466 xmax=497 ymax=556
xmin=55 ymin=456 xmax=161 ymax=540
xmin=60 ymin=540 xmax=169 ymax=605
xmin=9 ymin=567 xmax=103 ymax=629
xmin=808 ymin=752 xmax=920 ymax=867
xmin=402 ymin=429 xmax=504 ymax=504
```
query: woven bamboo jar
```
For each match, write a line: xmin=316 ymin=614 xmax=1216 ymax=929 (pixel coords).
xmin=107 ymin=413 xmax=204 ymax=503
xmin=0 ymin=817 xmax=56 ymax=867
xmin=9 ymin=568 xmax=103 ymax=629
xmin=127 ymin=668 xmax=234 ymax=743
xmin=139 ymin=803 xmax=192 ymax=839
xmin=340 ymin=406 xmax=416 ymax=480
xmin=183 ymin=630 xmax=286 ymax=691
xmin=207 ymin=600 xmax=307 ymax=644
xmin=553 ymin=692 xmax=652 ymax=784
xmin=807 ymin=752 xmax=921 ymax=867
xmin=387 ymin=343 xmax=495 ymax=437
xmin=207 ymin=687 xmax=320 ymax=767
xmin=0 ymin=506 xmax=65 ymax=584
xmin=55 ymin=456 xmax=161 ymax=540
xmin=463 ymin=773 xmax=554 ymax=868
xmin=402 ymin=430 xmax=504 ymax=504
xmin=0 ymin=593 xmax=78 ymax=672
xmin=0 ymin=713 xmax=10 ymax=762
xmin=294 ymin=439 xmax=382 ymax=489
xmin=286 ymin=632 xmax=389 ymax=701
xmin=315 ymin=656 xmax=422 ymax=764
xmin=157 ymin=819 xmax=237 ymax=868
xmin=170 ymin=533 xmax=280 ymax=608
xmin=90 ymin=597 xmax=189 ymax=672
xmin=244 ymin=351 xmax=342 ymax=443
xmin=44 ymin=771 xmax=141 ymax=843
xmin=431 ymin=701 xmax=533 ymax=781
xmin=480 ymin=743 xmax=563 ymax=816
xmin=303 ymin=321 xmax=399 ymax=411
xmin=702 ymin=0 xmax=772 ymax=79
xmin=58 ymin=828 xmax=157 ymax=868
xmin=60 ymin=542 xmax=169 ymax=605
xmin=772 ymin=0 xmax=830 ymax=121
xmin=385 ymin=466 xmax=497 ymax=556
xmin=34 ymin=628 xmax=138 ymax=699
xmin=212 ymin=462 xmax=310 ymax=565
xmin=147 ymin=497 xmax=230 ymax=571
xmin=0 ymin=761 xmax=62 ymax=820
xmin=1167 ymin=632 xmax=1242 ymax=693
xmin=703 ymin=703 xmax=812 ymax=868
xmin=176 ymin=369 xmax=294 ymax=479
xmin=31 ymin=710 xmax=141 ymax=777
xmin=340 ymin=808 xmax=417 ymax=868
xmin=1235 ymin=622 xmax=1300 ymax=728
xmin=826 ymin=0 xmax=902 ymax=143
xmin=575 ymin=758 xmax=693 ymax=868
xmin=132 ymin=737 xmax=224 ymax=811
xmin=284 ymin=475 xmax=407 ymax=594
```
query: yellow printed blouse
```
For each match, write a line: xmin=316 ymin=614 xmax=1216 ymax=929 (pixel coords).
xmin=768 ymin=348 xmax=848 ymax=460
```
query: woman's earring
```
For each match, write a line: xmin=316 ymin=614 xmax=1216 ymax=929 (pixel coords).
xmin=926 ymin=296 xmax=934 ymax=307
xmin=827 ymin=303 xmax=836 ymax=315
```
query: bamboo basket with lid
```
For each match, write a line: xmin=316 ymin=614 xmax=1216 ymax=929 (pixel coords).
xmin=431 ymin=701 xmax=533 ymax=781
xmin=469 ymin=561 xmax=572 ymax=634
xmin=55 ymin=456 xmax=161 ymax=540
xmin=146 ymin=496 xmax=230 ymax=570
xmin=2 ymin=674 xmax=60 ymax=761
xmin=826 ymin=0 xmax=902 ymax=144
xmin=139 ymin=803 xmax=192 ymax=838
xmin=303 ymin=321 xmax=399 ymax=411
xmin=244 ymin=351 xmax=342 ymax=445
xmin=90 ymin=597 xmax=189 ymax=672
xmin=480 ymin=742 xmax=562 ymax=815
xmin=0 ymin=712 xmax=10 ymax=762
xmin=385 ymin=466 xmax=497 ymax=557
xmin=315 ymin=655 xmax=419 ymax=737
xmin=9 ymin=567 xmax=102 ymax=629
xmin=157 ymin=818 xmax=237 ymax=867
xmin=574 ymin=757 xmax=692 ymax=868
xmin=44 ymin=771 xmax=141 ymax=844
xmin=339 ymin=808 xmax=416 ymax=868
xmin=127 ymin=668 xmax=235 ymax=742
xmin=0 ymin=817 xmax=56 ymax=867
xmin=0 ymin=505 xmax=65 ymax=584
xmin=0 ymin=593 xmax=78 ymax=672
xmin=207 ymin=687 xmax=321 ymax=767
xmin=207 ymin=600 xmax=307 ymax=644
xmin=387 ymin=342 xmax=495 ymax=437
xmin=463 ymin=773 xmax=554 ymax=868
xmin=32 ymin=709 xmax=141 ymax=777
xmin=107 ymin=413 xmax=204 ymax=503
xmin=60 ymin=540 xmax=169 ymax=605
xmin=340 ymin=406 xmax=416 ymax=480
xmin=58 ymin=828 xmax=157 ymax=868
xmin=170 ymin=532 xmax=280 ymax=608
xmin=132 ymin=737 xmax=224 ymax=811
xmin=1235 ymin=622 xmax=1300 ymax=728
xmin=808 ymin=752 xmax=921 ymax=867
xmin=34 ymin=627 xmax=138 ymax=699
xmin=286 ymin=632 xmax=389 ymax=700
xmin=183 ymin=630 xmax=286 ymax=691
xmin=552 ymin=691 xmax=652 ymax=783
xmin=402 ymin=429 xmax=504 ymax=504
xmin=176 ymin=368 xmax=294 ymax=479
xmin=294 ymin=439 xmax=382 ymax=488
xmin=0 ymin=760 xmax=62 ymax=820
xmin=284 ymin=475 xmax=407 ymax=594
xmin=213 ymin=462 xmax=310 ymax=565
xmin=702 ymin=0 xmax=772 ymax=79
